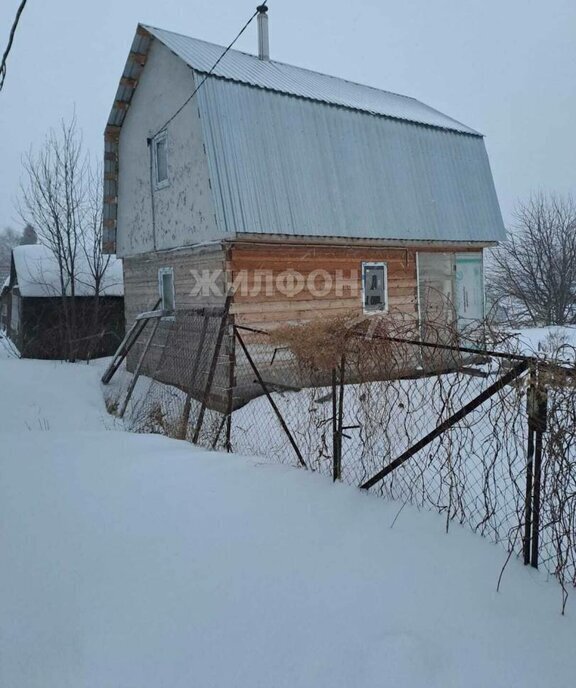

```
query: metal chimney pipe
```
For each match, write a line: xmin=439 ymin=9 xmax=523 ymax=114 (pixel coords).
xmin=257 ymin=5 xmax=269 ymax=61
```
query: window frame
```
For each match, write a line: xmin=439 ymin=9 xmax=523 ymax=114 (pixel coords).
xmin=152 ymin=130 xmax=169 ymax=190
xmin=361 ymin=261 xmax=388 ymax=315
xmin=158 ymin=267 xmax=175 ymax=319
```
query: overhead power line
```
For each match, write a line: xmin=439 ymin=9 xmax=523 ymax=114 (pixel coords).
xmin=0 ymin=0 xmax=28 ymax=92
xmin=150 ymin=2 xmax=267 ymax=140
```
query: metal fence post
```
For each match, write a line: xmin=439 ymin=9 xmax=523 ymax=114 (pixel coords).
xmin=530 ymin=372 xmax=548 ymax=569
xmin=523 ymin=366 xmax=536 ymax=565
xmin=235 ymin=327 xmax=307 ymax=469
xmin=331 ymin=368 xmax=338 ymax=481
xmin=192 ymin=297 xmax=232 ymax=444
xmin=225 ymin=318 xmax=236 ymax=452
xmin=524 ymin=364 xmax=548 ymax=569
xmin=331 ymin=355 xmax=346 ymax=482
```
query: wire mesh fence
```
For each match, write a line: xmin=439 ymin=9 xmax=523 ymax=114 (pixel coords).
xmin=103 ymin=307 xmax=576 ymax=611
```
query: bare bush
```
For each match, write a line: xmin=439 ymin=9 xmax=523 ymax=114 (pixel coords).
xmin=489 ymin=193 xmax=576 ymax=327
xmin=18 ymin=117 xmax=113 ymax=360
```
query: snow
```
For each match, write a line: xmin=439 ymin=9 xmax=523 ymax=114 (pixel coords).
xmin=510 ymin=325 xmax=576 ymax=359
xmin=1 ymin=353 xmax=576 ymax=686
xmin=10 ymin=244 xmax=123 ymax=298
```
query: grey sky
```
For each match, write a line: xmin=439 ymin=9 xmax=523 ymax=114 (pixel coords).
xmin=1 ymin=0 xmax=574 ymax=233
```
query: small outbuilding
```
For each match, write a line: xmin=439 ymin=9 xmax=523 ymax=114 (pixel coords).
xmin=3 ymin=245 xmax=125 ymax=359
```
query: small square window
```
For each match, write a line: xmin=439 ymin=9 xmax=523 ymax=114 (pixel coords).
xmin=153 ymin=131 xmax=169 ymax=188
xmin=158 ymin=267 xmax=175 ymax=315
xmin=362 ymin=262 xmax=388 ymax=313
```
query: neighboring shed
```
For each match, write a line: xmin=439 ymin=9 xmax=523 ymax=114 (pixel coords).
xmin=5 ymin=245 xmax=125 ymax=359
xmin=0 ymin=276 xmax=10 ymax=331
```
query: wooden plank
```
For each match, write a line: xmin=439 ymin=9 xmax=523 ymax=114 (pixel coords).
xmin=232 ymin=245 xmax=416 ymax=260
xmin=128 ymin=51 xmax=148 ymax=64
xmin=231 ymin=294 xmax=416 ymax=316
xmin=232 ymin=285 xmax=417 ymax=304
xmin=235 ymin=303 xmax=418 ymax=322
xmin=232 ymin=257 xmax=413 ymax=271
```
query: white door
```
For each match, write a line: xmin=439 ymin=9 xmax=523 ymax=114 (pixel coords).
xmin=454 ymin=253 xmax=484 ymax=339
xmin=417 ymin=253 xmax=456 ymax=330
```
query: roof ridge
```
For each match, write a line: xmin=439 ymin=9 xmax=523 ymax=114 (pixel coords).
xmin=141 ymin=23 xmax=421 ymax=106
xmin=140 ymin=23 xmax=480 ymax=136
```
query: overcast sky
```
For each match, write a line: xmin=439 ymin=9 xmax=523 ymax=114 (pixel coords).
xmin=0 ymin=0 xmax=574 ymax=233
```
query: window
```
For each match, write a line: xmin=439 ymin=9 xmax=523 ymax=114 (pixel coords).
xmin=153 ymin=131 xmax=169 ymax=188
xmin=158 ymin=267 xmax=175 ymax=315
xmin=362 ymin=262 xmax=387 ymax=313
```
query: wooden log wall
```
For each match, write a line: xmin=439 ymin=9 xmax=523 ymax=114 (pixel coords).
xmin=122 ymin=244 xmax=229 ymax=383
xmin=229 ymin=243 xmax=419 ymax=330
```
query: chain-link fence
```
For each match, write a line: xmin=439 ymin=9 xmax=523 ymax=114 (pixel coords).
xmin=103 ymin=308 xmax=576 ymax=612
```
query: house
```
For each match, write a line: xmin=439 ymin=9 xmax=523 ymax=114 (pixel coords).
xmin=103 ymin=13 xmax=505 ymax=394
xmin=4 ymin=244 xmax=124 ymax=359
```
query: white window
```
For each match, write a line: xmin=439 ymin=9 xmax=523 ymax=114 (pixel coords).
xmin=153 ymin=130 xmax=169 ymax=188
xmin=158 ymin=267 xmax=175 ymax=315
xmin=362 ymin=262 xmax=388 ymax=313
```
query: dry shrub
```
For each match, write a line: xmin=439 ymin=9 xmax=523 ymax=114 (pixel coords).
xmin=270 ymin=311 xmax=420 ymax=377
xmin=270 ymin=312 xmax=358 ymax=371
xmin=105 ymin=395 xmax=119 ymax=416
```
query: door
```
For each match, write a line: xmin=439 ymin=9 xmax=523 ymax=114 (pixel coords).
xmin=417 ymin=253 xmax=457 ymax=366
xmin=417 ymin=253 xmax=456 ymax=334
xmin=454 ymin=253 xmax=484 ymax=343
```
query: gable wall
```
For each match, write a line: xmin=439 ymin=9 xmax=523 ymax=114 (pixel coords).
xmin=116 ymin=39 xmax=222 ymax=258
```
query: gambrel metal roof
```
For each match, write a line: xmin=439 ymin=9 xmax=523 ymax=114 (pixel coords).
xmin=195 ymin=77 xmax=504 ymax=242
xmin=103 ymin=24 xmax=505 ymax=252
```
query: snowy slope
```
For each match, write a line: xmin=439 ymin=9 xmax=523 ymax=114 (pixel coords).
xmin=0 ymin=354 xmax=575 ymax=687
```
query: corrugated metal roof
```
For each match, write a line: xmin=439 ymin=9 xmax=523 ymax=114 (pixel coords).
xmin=143 ymin=24 xmax=480 ymax=136
xmin=196 ymin=78 xmax=505 ymax=243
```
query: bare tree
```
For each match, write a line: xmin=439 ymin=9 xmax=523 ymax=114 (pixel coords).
xmin=79 ymin=162 xmax=114 ymax=358
xmin=18 ymin=116 xmax=113 ymax=360
xmin=0 ymin=226 xmax=20 ymax=282
xmin=19 ymin=118 xmax=85 ymax=359
xmin=488 ymin=193 xmax=576 ymax=327
xmin=80 ymin=162 xmax=111 ymax=298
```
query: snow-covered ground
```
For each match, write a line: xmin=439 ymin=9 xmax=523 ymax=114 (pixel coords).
xmin=1 ymin=342 xmax=575 ymax=687
xmin=509 ymin=325 xmax=576 ymax=359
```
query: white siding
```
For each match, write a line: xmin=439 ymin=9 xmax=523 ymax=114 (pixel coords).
xmin=116 ymin=40 xmax=225 ymax=257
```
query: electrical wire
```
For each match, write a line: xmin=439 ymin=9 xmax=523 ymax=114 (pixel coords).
xmin=0 ymin=0 xmax=28 ymax=92
xmin=150 ymin=2 xmax=267 ymax=140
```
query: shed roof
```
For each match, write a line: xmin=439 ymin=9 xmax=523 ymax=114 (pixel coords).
xmin=11 ymin=245 xmax=123 ymax=298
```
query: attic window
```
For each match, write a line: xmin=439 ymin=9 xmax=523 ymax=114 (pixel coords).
xmin=153 ymin=131 xmax=169 ymax=188
xmin=362 ymin=262 xmax=388 ymax=313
